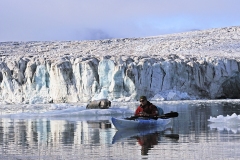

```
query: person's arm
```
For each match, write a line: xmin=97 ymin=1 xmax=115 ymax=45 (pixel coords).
xmin=135 ymin=106 xmax=142 ymax=116
xmin=150 ymin=105 xmax=159 ymax=116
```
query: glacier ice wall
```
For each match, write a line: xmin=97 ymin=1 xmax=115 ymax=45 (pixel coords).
xmin=0 ymin=55 xmax=240 ymax=104
xmin=1 ymin=26 xmax=240 ymax=104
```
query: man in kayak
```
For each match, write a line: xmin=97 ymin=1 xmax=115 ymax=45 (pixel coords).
xmin=135 ymin=96 xmax=159 ymax=117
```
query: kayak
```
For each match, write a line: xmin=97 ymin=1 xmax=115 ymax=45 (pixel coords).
xmin=111 ymin=117 xmax=172 ymax=130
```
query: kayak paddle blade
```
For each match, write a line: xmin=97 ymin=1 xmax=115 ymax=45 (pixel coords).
xmin=159 ymin=112 xmax=179 ymax=119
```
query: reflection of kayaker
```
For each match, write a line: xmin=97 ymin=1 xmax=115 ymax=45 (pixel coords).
xmin=136 ymin=132 xmax=159 ymax=155
xmin=112 ymin=127 xmax=179 ymax=155
xmin=112 ymin=127 xmax=167 ymax=144
xmin=136 ymin=131 xmax=180 ymax=155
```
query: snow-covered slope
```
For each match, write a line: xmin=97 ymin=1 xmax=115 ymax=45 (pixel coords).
xmin=0 ymin=26 xmax=240 ymax=104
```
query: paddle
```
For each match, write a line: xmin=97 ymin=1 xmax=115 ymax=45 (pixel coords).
xmin=125 ymin=112 xmax=179 ymax=120
xmin=164 ymin=134 xmax=179 ymax=140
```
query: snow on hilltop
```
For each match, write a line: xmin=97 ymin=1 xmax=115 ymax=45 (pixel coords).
xmin=1 ymin=26 xmax=240 ymax=59
xmin=0 ymin=26 xmax=240 ymax=104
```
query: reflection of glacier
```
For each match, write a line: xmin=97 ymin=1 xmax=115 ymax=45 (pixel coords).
xmin=208 ymin=113 xmax=240 ymax=133
xmin=1 ymin=100 xmax=240 ymax=159
xmin=0 ymin=118 xmax=115 ymax=147
xmin=0 ymin=103 xmax=134 ymax=148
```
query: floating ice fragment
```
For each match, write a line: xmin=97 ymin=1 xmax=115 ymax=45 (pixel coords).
xmin=151 ymin=94 xmax=164 ymax=101
xmin=208 ymin=113 xmax=240 ymax=133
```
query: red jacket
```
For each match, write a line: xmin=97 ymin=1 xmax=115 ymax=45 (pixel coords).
xmin=135 ymin=101 xmax=158 ymax=116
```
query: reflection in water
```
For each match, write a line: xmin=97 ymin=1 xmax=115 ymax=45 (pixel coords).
xmin=137 ymin=132 xmax=160 ymax=155
xmin=112 ymin=126 xmax=179 ymax=156
xmin=136 ymin=131 xmax=179 ymax=155
xmin=1 ymin=100 xmax=240 ymax=159
xmin=0 ymin=118 xmax=113 ymax=148
xmin=87 ymin=120 xmax=111 ymax=129
xmin=86 ymin=121 xmax=112 ymax=144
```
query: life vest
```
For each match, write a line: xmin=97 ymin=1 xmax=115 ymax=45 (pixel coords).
xmin=156 ymin=106 xmax=164 ymax=115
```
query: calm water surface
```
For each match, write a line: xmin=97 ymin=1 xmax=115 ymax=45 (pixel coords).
xmin=1 ymin=100 xmax=240 ymax=160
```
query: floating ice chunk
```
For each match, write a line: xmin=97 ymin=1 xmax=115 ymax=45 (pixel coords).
xmin=208 ymin=115 xmax=226 ymax=122
xmin=167 ymin=92 xmax=178 ymax=100
xmin=151 ymin=94 xmax=164 ymax=101
xmin=209 ymin=113 xmax=240 ymax=123
xmin=50 ymin=103 xmax=73 ymax=110
xmin=124 ymin=97 xmax=131 ymax=102
xmin=92 ymin=88 xmax=109 ymax=101
xmin=179 ymin=92 xmax=192 ymax=100
xmin=29 ymin=96 xmax=45 ymax=104
xmin=113 ymin=96 xmax=132 ymax=102
xmin=152 ymin=90 xmax=193 ymax=101
xmin=208 ymin=113 xmax=240 ymax=133
xmin=166 ymin=91 xmax=192 ymax=100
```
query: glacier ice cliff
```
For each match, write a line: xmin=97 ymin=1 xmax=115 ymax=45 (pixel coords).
xmin=1 ymin=26 xmax=240 ymax=104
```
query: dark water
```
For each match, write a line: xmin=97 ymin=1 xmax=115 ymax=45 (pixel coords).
xmin=1 ymin=100 xmax=240 ymax=160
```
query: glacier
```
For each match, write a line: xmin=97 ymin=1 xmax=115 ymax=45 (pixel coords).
xmin=1 ymin=26 xmax=240 ymax=104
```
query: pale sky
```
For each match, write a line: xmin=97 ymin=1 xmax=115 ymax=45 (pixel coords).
xmin=1 ymin=0 xmax=240 ymax=42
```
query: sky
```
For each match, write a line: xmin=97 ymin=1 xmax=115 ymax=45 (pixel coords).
xmin=1 ymin=0 xmax=240 ymax=42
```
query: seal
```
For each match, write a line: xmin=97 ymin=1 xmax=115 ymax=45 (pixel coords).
xmin=86 ymin=99 xmax=111 ymax=109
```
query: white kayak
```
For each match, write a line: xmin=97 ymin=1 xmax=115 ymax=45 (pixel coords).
xmin=111 ymin=117 xmax=172 ymax=130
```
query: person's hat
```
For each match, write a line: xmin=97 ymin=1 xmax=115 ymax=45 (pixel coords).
xmin=139 ymin=96 xmax=147 ymax=101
